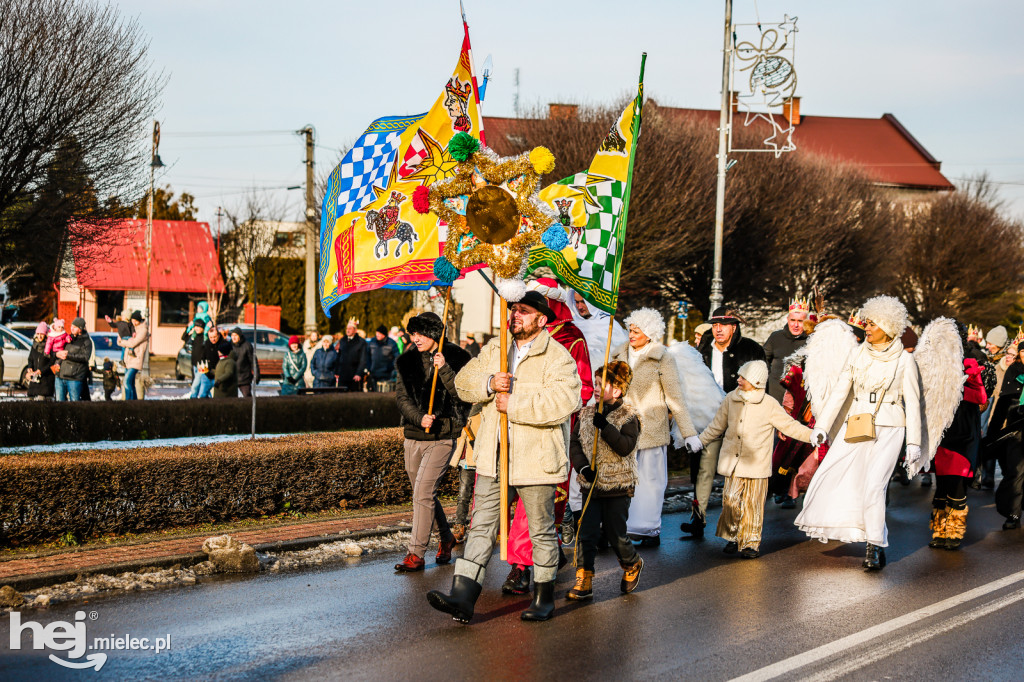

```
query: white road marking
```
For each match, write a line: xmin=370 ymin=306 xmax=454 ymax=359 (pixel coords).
xmin=731 ymin=569 xmax=1024 ymax=682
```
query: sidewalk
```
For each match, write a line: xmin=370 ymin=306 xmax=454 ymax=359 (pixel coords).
xmin=0 ymin=476 xmax=691 ymax=591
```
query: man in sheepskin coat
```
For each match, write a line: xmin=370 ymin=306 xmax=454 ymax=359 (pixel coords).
xmin=611 ymin=308 xmax=701 ymax=546
xmin=500 ymin=277 xmax=594 ymax=597
xmin=427 ymin=291 xmax=582 ymax=624
xmin=683 ymin=307 xmax=766 ymax=539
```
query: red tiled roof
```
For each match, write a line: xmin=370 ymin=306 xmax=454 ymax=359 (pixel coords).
xmin=483 ymin=108 xmax=955 ymax=192
xmin=71 ymin=219 xmax=225 ymax=293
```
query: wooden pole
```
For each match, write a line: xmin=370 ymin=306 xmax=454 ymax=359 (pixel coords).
xmin=424 ymin=286 xmax=452 ymax=434
xmin=591 ymin=315 xmax=617 ymax=460
xmin=499 ymin=297 xmax=510 ymax=560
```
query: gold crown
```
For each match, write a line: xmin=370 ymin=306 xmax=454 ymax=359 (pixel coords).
xmin=789 ymin=297 xmax=810 ymax=314
xmin=445 ymin=77 xmax=471 ymax=102
xmin=967 ymin=324 xmax=982 ymax=341
xmin=1013 ymin=326 xmax=1024 ymax=348
xmin=848 ymin=311 xmax=866 ymax=329
xmin=347 ymin=317 xmax=360 ymax=327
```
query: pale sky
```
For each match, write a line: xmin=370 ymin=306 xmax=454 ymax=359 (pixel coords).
xmin=113 ymin=0 xmax=1024 ymax=226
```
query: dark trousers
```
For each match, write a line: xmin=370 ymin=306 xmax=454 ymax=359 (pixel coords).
xmin=933 ymin=475 xmax=969 ymax=510
xmin=239 ymin=384 xmax=252 ymax=398
xmin=576 ymin=494 xmax=638 ymax=572
xmin=996 ymin=438 xmax=1024 ymax=518
xmin=455 ymin=468 xmax=475 ymax=526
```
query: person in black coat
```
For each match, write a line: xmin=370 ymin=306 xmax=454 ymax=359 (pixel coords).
xmin=55 ymin=318 xmax=93 ymax=401
xmin=335 ymin=319 xmax=368 ymax=391
xmin=183 ymin=317 xmax=208 ymax=398
xmin=367 ymin=324 xmax=399 ymax=390
xmin=683 ymin=307 xmax=767 ymax=538
xmin=196 ymin=326 xmax=232 ymax=398
xmin=987 ymin=347 xmax=1024 ymax=529
xmin=762 ymin=303 xmax=809 ymax=402
xmin=311 ymin=335 xmax=338 ymax=388
xmin=230 ymin=327 xmax=260 ymax=398
xmin=26 ymin=326 xmax=56 ymax=400
xmin=393 ymin=312 xmax=471 ymax=572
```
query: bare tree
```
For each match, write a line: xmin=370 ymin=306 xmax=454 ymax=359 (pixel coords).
xmin=0 ymin=0 xmax=163 ymax=318
xmin=218 ymin=191 xmax=291 ymax=311
xmin=892 ymin=177 xmax=1024 ymax=326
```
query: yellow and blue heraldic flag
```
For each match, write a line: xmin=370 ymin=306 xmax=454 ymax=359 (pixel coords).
xmin=319 ymin=31 xmax=484 ymax=314
xmin=527 ymin=56 xmax=646 ymax=314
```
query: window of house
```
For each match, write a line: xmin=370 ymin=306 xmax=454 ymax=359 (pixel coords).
xmin=95 ymin=290 xmax=125 ymax=322
xmin=293 ymin=232 xmax=305 ymax=247
xmin=158 ymin=292 xmax=191 ymax=326
xmin=274 ymin=231 xmax=290 ymax=247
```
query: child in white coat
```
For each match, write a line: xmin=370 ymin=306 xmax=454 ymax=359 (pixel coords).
xmin=698 ymin=360 xmax=824 ymax=558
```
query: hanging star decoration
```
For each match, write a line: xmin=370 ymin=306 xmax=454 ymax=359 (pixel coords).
xmin=412 ymin=132 xmax=566 ymax=300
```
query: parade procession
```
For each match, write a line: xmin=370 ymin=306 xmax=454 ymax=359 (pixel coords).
xmin=2 ymin=1 xmax=1024 ymax=679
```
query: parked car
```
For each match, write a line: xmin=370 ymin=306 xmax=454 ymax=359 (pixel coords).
xmin=175 ymin=324 xmax=289 ymax=380
xmin=6 ymin=321 xmax=39 ymax=339
xmin=0 ymin=323 xmax=32 ymax=387
xmin=90 ymin=331 xmax=126 ymax=375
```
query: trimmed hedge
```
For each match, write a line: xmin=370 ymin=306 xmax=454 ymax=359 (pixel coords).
xmin=0 ymin=393 xmax=401 ymax=447
xmin=0 ymin=429 xmax=458 ymax=546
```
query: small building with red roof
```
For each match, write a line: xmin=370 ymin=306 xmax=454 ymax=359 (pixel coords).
xmin=58 ymin=219 xmax=225 ymax=356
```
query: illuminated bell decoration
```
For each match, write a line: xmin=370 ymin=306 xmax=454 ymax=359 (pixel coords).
xmin=413 ymin=132 xmax=561 ymax=285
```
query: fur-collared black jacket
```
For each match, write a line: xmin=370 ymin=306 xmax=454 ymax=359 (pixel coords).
xmin=698 ymin=328 xmax=766 ymax=393
xmin=396 ymin=341 xmax=471 ymax=441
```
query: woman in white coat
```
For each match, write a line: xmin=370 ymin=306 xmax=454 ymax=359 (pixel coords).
xmin=795 ymin=296 xmax=922 ymax=570
xmin=611 ymin=308 xmax=701 ymax=546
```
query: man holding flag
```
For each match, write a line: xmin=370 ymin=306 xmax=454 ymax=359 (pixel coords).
xmin=427 ymin=291 xmax=582 ymax=624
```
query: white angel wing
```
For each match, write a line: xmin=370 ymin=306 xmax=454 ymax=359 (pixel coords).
xmin=915 ymin=317 xmax=966 ymax=464
xmin=570 ymin=305 xmax=628 ymax=379
xmin=667 ymin=342 xmax=725 ymax=442
xmin=803 ymin=319 xmax=860 ymax=420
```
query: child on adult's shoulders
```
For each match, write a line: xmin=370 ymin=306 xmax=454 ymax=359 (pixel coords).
xmin=567 ymin=360 xmax=645 ymax=601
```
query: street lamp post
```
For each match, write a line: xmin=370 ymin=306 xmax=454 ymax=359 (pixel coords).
xmin=710 ymin=0 xmax=733 ymax=314
xmin=143 ymin=121 xmax=164 ymax=397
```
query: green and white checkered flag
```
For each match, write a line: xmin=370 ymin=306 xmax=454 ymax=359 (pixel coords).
xmin=529 ymin=56 xmax=645 ymax=314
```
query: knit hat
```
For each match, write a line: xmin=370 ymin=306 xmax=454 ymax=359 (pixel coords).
xmin=595 ymin=361 xmax=633 ymax=396
xmin=738 ymin=360 xmax=769 ymax=390
xmin=71 ymin=317 xmax=87 ymax=330
xmin=858 ymin=295 xmax=908 ymax=340
xmin=130 ymin=310 xmax=144 ymax=322
xmin=987 ymin=325 xmax=1009 ymax=350
xmin=376 ymin=324 xmax=388 ymax=335
xmin=624 ymin=308 xmax=665 ymax=343
xmin=50 ymin=318 xmax=65 ymax=332
xmin=407 ymin=312 xmax=444 ymax=342
xmin=34 ymin=321 xmax=49 ymax=335
xmin=288 ymin=335 xmax=300 ymax=346
xmin=901 ymin=327 xmax=919 ymax=350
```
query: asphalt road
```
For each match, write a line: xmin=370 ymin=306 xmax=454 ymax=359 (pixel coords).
xmin=2 ymin=482 xmax=1023 ymax=681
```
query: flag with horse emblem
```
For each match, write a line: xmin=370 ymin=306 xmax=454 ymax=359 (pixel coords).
xmin=319 ymin=29 xmax=484 ymax=314
xmin=527 ymin=57 xmax=646 ymax=314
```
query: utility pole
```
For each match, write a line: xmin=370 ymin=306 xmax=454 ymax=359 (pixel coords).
xmin=300 ymin=126 xmax=317 ymax=336
xmin=143 ymin=120 xmax=161 ymax=395
xmin=710 ymin=0 xmax=733 ymax=313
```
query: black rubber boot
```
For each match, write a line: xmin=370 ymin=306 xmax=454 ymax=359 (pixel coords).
xmin=426 ymin=575 xmax=482 ymax=624
xmin=679 ymin=505 xmax=706 ymax=540
xmin=521 ymin=581 xmax=556 ymax=621
xmin=863 ymin=543 xmax=886 ymax=571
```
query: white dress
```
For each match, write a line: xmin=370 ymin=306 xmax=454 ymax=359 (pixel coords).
xmin=795 ymin=342 xmax=922 ymax=547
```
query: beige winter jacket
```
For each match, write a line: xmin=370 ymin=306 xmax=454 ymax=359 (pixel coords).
xmin=611 ymin=342 xmax=696 ymax=450
xmin=700 ymin=389 xmax=813 ymax=479
xmin=121 ymin=321 xmax=149 ymax=371
xmin=455 ymin=330 xmax=582 ymax=485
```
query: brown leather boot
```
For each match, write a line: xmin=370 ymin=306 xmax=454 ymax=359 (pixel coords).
xmin=394 ymin=553 xmax=425 ymax=572
xmin=566 ymin=568 xmax=593 ymax=601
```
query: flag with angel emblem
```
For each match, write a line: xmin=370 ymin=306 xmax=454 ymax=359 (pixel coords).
xmin=319 ymin=28 xmax=485 ymax=313
xmin=527 ymin=57 xmax=646 ymax=314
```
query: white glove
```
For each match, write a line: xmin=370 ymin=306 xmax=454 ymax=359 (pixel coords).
xmin=904 ymin=444 xmax=923 ymax=473
xmin=684 ymin=436 xmax=703 ymax=454
xmin=811 ymin=428 xmax=828 ymax=447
